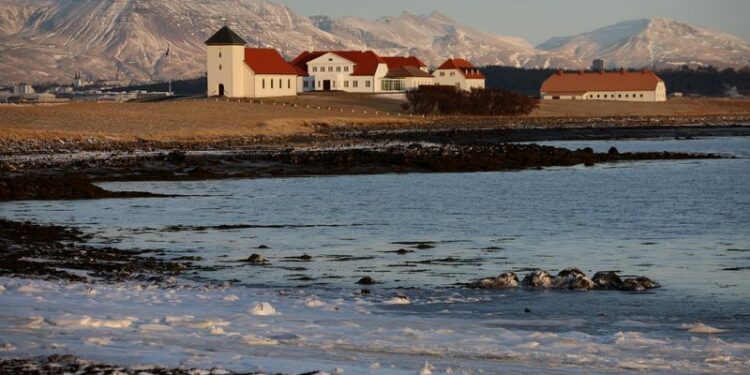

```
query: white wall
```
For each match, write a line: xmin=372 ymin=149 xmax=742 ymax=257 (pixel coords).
xmin=433 ymin=69 xmax=485 ymax=91
xmin=253 ymin=75 xmax=297 ymax=98
xmin=207 ymin=45 xmax=246 ymax=98
xmin=542 ymin=88 xmax=666 ymax=102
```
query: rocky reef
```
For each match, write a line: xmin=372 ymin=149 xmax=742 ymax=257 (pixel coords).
xmin=469 ymin=267 xmax=660 ymax=292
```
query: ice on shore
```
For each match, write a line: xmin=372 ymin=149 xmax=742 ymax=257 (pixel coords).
xmin=51 ymin=315 xmax=134 ymax=329
xmin=222 ymin=294 xmax=240 ymax=302
xmin=85 ymin=337 xmax=113 ymax=346
xmin=250 ymin=302 xmax=279 ymax=316
xmin=683 ymin=322 xmax=728 ymax=334
xmin=17 ymin=284 xmax=43 ymax=294
xmin=418 ymin=361 xmax=434 ymax=375
xmin=384 ymin=296 xmax=411 ymax=305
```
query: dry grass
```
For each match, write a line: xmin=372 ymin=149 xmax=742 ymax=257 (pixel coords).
xmin=1 ymin=95 xmax=748 ymax=143
xmin=532 ymin=98 xmax=750 ymax=117
xmin=0 ymin=93 xmax=419 ymax=142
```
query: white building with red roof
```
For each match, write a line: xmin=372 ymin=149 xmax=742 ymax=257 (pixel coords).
xmin=205 ymin=26 xmax=297 ymax=98
xmin=433 ymin=58 xmax=486 ymax=91
xmin=290 ymin=51 xmax=434 ymax=93
xmin=540 ymin=70 xmax=667 ymax=102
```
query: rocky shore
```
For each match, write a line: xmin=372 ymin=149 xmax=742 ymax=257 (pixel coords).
xmin=0 ymin=355 xmax=288 ymax=375
xmin=0 ymin=219 xmax=189 ymax=283
xmin=1 ymin=142 xmax=721 ymax=201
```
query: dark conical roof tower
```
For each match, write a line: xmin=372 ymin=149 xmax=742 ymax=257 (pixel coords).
xmin=205 ymin=26 xmax=246 ymax=46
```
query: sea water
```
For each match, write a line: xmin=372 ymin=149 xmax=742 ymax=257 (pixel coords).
xmin=0 ymin=137 xmax=749 ymax=374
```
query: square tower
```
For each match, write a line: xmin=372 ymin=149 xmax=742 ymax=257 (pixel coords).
xmin=205 ymin=26 xmax=247 ymax=97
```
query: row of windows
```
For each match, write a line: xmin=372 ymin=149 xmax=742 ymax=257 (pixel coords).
xmin=588 ymin=93 xmax=646 ymax=99
xmin=261 ymin=78 xmax=292 ymax=90
xmin=302 ymin=80 xmax=372 ymax=89
xmin=438 ymin=71 xmax=457 ymax=77
xmin=311 ymin=66 xmax=350 ymax=73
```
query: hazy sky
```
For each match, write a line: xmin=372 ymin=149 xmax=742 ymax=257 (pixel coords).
xmin=272 ymin=0 xmax=750 ymax=45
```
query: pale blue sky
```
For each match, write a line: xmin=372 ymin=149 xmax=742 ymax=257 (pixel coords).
xmin=273 ymin=0 xmax=750 ymax=45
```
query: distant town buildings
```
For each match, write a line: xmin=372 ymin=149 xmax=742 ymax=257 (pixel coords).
xmin=204 ymin=26 xmax=485 ymax=98
xmin=592 ymin=59 xmax=605 ymax=72
xmin=540 ymin=70 xmax=667 ymax=102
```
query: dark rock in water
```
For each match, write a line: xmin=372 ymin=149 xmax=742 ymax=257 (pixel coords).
xmin=245 ymin=254 xmax=269 ymax=265
xmin=395 ymin=248 xmax=412 ymax=255
xmin=557 ymin=267 xmax=585 ymax=279
xmin=299 ymin=254 xmax=313 ymax=261
xmin=415 ymin=243 xmax=435 ymax=249
xmin=356 ymin=276 xmax=375 ymax=285
xmin=165 ymin=150 xmax=186 ymax=164
xmin=592 ymin=271 xmax=624 ymax=290
xmin=257 ymin=245 xmax=270 ymax=249
xmin=360 ymin=289 xmax=371 ymax=295
xmin=522 ymin=270 xmax=554 ymax=288
xmin=554 ymin=267 xmax=595 ymax=290
xmin=621 ymin=276 xmax=660 ymax=291
xmin=468 ymin=272 xmax=519 ymax=289
xmin=524 ymin=308 xmax=531 ymax=313
xmin=608 ymin=147 xmax=620 ymax=155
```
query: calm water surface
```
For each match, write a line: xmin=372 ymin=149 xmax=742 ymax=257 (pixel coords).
xmin=0 ymin=136 xmax=748 ymax=374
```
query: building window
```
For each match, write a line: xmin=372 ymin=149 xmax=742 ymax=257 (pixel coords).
xmin=219 ymin=52 xmax=222 ymax=58
xmin=271 ymin=79 xmax=274 ymax=89
xmin=365 ymin=80 xmax=371 ymax=88
xmin=344 ymin=66 xmax=349 ymax=72
xmin=440 ymin=72 xmax=445 ymax=77
xmin=317 ymin=81 xmax=321 ymax=88
xmin=336 ymin=66 xmax=341 ymax=72
xmin=262 ymin=79 xmax=265 ymax=89
xmin=604 ymin=94 xmax=607 ymax=98
xmin=455 ymin=83 xmax=460 ymax=89
xmin=288 ymin=79 xmax=291 ymax=89
xmin=303 ymin=81 xmax=308 ymax=88
xmin=328 ymin=66 xmax=333 ymax=72
xmin=640 ymin=94 xmax=644 ymax=98
xmin=344 ymin=81 xmax=349 ymax=88
xmin=279 ymin=79 xmax=282 ymax=88
xmin=313 ymin=67 xmax=317 ymax=72
xmin=353 ymin=80 xmax=358 ymax=88
xmin=597 ymin=94 xmax=600 ymax=98
xmin=332 ymin=81 xmax=336 ymax=88
xmin=450 ymin=72 xmax=455 ymax=76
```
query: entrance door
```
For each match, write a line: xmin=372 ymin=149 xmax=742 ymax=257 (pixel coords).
xmin=323 ymin=80 xmax=331 ymax=91
xmin=218 ymin=84 xmax=225 ymax=96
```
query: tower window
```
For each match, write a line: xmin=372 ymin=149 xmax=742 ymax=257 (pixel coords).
xmin=219 ymin=64 xmax=222 ymax=70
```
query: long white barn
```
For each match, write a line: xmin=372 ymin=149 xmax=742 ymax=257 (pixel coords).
xmin=540 ymin=70 xmax=667 ymax=102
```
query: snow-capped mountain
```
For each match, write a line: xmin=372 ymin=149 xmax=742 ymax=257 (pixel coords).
xmin=537 ymin=18 xmax=750 ymax=69
xmin=309 ymin=11 xmax=568 ymax=69
xmin=0 ymin=0 xmax=353 ymax=84
xmin=0 ymin=0 xmax=748 ymax=85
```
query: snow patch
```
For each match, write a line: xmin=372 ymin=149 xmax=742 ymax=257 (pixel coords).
xmin=250 ymin=302 xmax=279 ymax=316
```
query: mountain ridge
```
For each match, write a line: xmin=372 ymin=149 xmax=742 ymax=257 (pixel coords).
xmin=0 ymin=0 xmax=747 ymax=85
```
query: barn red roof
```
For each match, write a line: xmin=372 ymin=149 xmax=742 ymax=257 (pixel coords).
xmin=541 ymin=70 xmax=664 ymax=93
xmin=290 ymin=50 xmax=386 ymax=76
xmin=244 ymin=48 xmax=298 ymax=75
xmin=437 ymin=58 xmax=485 ymax=79
xmin=382 ymin=56 xmax=427 ymax=70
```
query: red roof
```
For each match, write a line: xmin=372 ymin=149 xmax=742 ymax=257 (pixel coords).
xmin=244 ymin=48 xmax=298 ymax=75
xmin=382 ymin=56 xmax=427 ymax=70
xmin=541 ymin=70 xmax=664 ymax=93
xmin=437 ymin=58 xmax=485 ymax=79
xmin=290 ymin=50 xmax=386 ymax=76
xmin=438 ymin=58 xmax=475 ymax=70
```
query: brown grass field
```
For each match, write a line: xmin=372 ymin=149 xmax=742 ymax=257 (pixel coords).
xmin=0 ymin=94 xmax=749 ymax=143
